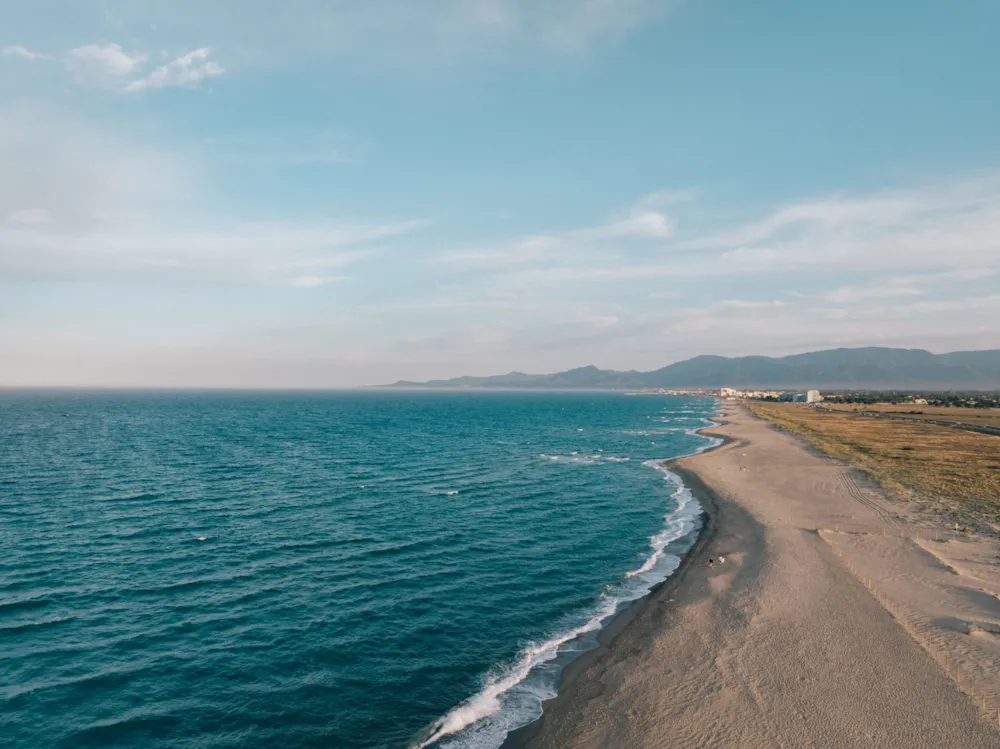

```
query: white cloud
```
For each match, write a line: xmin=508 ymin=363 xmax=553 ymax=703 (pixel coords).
xmin=678 ymin=176 xmax=1000 ymax=272
xmin=718 ymin=299 xmax=788 ymax=309
xmin=515 ymin=264 xmax=674 ymax=283
xmin=403 ymin=173 xmax=1000 ymax=378
xmin=439 ymin=234 xmax=563 ymax=268
xmin=2 ymin=45 xmax=47 ymax=61
xmin=474 ymin=175 xmax=1000 ymax=286
xmin=636 ymin=189 xmax=697 ymax=207
xmin=287 ymin=275 xmax=348 ymax=287
xmin=4 ymin=40 xmax=222 ymax=93
xmin=2 ymin=220 xmax=422 ymax=284
xmin=0 ymin=109 xmax=424 ymax=285
xmin=683 ymin=196 xmax=919 ymax=250
xmin=820 ymin=284 xmax=925 ymax=304
xmin=123 ymin=48 xmax=224 ymax=93
xmin=536 ymin=0 xmax=675 ymax=53
xmin=887 ymin=268 xmax=997 ymax=285
xmin=69 ymin=43 xmax=146 ymax=78
xmin=577 ymin=209 xmax=673 ymax=240
xmin=0 ymin=108 xmax=180 ymax=232
xmin=4 ymin=208 xmax=51 ymax=225
xmin=718 ymin=246 xmax=780 ymax=264
xmin=890 ymin=295 xmax=1000 ymax=315
xmin=439 ymin=192 xmax=679 ymax=268
xmin=63 ymin=0 xmax=671 ymax=71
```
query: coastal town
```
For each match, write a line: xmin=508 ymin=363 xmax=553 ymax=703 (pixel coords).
xmin=630 ymin=387 xmax=822 ymax=402
xmin=631 ymin=387 xmax=1000 ymax=408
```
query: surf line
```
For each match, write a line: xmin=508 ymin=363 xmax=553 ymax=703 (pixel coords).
xmin=411 ymin=411 xmax=723 ymax=749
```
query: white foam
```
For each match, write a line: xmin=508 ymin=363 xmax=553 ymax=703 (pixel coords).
xmin=626 ymin=466 xmax=695 ymax=580
xmin=413 ymin=595 xmax=620 ymax=749
xmin=413 ymin=461 xmax=709 ymax=749
xmin=540 ymin=454 xmax=629 ymax=465
xmin=622 ymin=428 xmax=683 ymax=436
xmin=683 ymin=419 xmax=723 ymax=453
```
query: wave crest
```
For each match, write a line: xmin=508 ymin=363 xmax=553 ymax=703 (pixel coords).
xmin=411 ymin=462 xmax=704 ymax=749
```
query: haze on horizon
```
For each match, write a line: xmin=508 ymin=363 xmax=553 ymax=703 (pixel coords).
xmin=2 ymin=0 xmax=999 ymax=388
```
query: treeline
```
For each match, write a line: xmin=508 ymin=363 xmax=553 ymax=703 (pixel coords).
xmin=824 ymin=391 xmax=1000 ymax=408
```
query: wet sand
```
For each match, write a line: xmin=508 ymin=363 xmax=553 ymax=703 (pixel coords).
xmin=509 ymin=405 xmax=1000 ymax=748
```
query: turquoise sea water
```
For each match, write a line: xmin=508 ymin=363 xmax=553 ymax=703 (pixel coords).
xmin=1 ymin=391 xmax=719 ymax=749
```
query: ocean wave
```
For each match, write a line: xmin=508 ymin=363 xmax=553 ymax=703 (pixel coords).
xmin=0 ymin=596 xmax=52 ymax=615
xmin=684 ymin=421 xmax=723 ymax=452
xmin=621 ymin=428 xmax=684 ymax=436
xmin=410 ymin=460 xmax=703 ymax=749
xmin=67 ymin=711 xmax=181 ymax=745
xmin=0 ymin=615 xmax=76 ymax=634
xmin=538 ymin=454 xmax=630 ymax=465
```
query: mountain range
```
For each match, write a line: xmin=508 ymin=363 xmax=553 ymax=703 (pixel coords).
xmin=385 ymin=347 xmax=1000 ymax=390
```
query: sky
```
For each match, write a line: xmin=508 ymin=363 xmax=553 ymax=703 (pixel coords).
xmin=2 ymin=0 xmax=999 ymax=387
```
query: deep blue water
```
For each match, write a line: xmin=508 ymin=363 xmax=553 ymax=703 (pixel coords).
xmin=1 ymin=391 xmax=719 ymax=749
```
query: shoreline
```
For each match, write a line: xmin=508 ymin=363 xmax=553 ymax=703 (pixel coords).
xmin=505 ymin=405 xmax=999 ymax=749
xmin=501 ymin=414 xmax=734 ymax=749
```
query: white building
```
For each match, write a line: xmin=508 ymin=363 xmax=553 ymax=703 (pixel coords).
xmin=806 ymin=390 xmax=822 ymax=403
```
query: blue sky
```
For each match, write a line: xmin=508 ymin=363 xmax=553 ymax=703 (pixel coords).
xmin=2 ymin=0 xmax=999 ymax=387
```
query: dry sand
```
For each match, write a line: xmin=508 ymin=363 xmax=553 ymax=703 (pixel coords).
xmin=509 ymin=405 xmax=1000 ymax=748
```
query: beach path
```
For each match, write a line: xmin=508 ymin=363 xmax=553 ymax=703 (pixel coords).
xmin=514 ymin=405 xmax=1000 ymax=749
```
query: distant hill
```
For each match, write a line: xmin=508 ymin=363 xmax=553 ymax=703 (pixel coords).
xmin=385 ymin=347 xmax=1000 ymax=390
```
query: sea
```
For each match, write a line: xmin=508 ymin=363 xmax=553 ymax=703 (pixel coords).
xmin=1 ymin=390 xmax=720 ymax=749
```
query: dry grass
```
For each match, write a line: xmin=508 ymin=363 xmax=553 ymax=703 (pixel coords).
xmin=824 ymin=403 xmax=1000 ymax=429
xmin=745 ymin=402 xmax=1000 ymax=532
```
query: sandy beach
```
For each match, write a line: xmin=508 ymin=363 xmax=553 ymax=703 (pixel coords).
xmin=509 ymin=405 xmax=1000 ymax=748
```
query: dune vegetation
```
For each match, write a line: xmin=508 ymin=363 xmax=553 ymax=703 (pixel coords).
xmin=744 ymin=402 xmax=1000 ymax=533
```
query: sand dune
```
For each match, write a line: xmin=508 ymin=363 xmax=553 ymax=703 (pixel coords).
xmin=511 ymin=405 xmax=1000 ymax=748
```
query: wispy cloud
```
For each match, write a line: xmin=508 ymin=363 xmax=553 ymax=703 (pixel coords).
xmin=40 ymin=0 xmax=673 ymax=71
xmin=438 ymin=192 xmax=677 ymax=268
xmin=575 ymin=209 xmax=673 ymax=240
xmin=2 ymin=45 xmax=47 ymax=61
xmin=402 ymin=173 xmax=1000 ymax=374
xmin=718 ymin=299 xmax=788 ymax=309
xmin=0 ymin=109 xmax=423 ymax=285
xmin=69 ymin=43 xmax=146 ymax=79
xmin=534 ymin=0 xmax=678 ymax=54
xmin=464 ymin=175 xmax=1000 ymax=284
xmin=820 ymin=284 xmax=925 ymax=304
xmin=1 ymin=219 xmax=423 ymax=285
xmin=287 ymin=275 xmax=350 ymax=288
xmin=889 ymin=295 xmax=1000 ymax=315
xmin=887 ymin=268 xmax=997 ymax=285
xmin=676 ymin=176 xmax=1000 ymax=272
xmin=2 ymin=41 xmax=223 ymax=93
xmin=123 ymin=48 xmax=224 ymax=93
xmin=438 ymin=235 xmax=563 ymax=268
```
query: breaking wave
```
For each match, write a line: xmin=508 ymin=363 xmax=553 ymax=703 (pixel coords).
xmin=412 ymin=452 xmax=712 ymax=749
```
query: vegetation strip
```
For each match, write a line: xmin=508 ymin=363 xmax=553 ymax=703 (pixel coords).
xmin=744 ymin=402 xmax=1000 ymax=534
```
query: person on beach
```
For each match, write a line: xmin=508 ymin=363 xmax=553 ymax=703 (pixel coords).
xmin=718 ymin=555 xmax=725 ymax=565
xmin=708 ymin=558 xmax=714 ymax=567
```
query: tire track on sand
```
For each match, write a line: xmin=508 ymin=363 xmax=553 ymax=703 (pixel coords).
xmin=840 ymin=471 xmax=898 ymax=530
